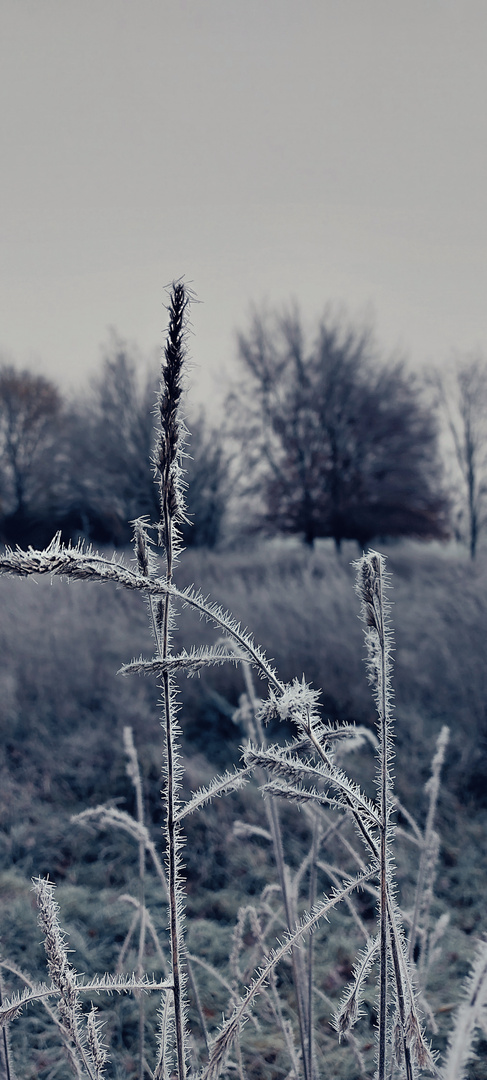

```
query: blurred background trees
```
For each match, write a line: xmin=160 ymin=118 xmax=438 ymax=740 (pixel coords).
xmin=68 ymin=336 xmax=161 ymax=544
xmin=229 ymin=306 xmax=450 ymax=549
xmin=179 ymin=412 xmax=231 ymax=550
xmin=5 ymin=304 xmax=487 ymax=556
xmin=433 ymin=354 xmax=487 ymax=559
xmin=0 ymin=339 xmax=230 ymax=550
xmin=0 ymin=363 xmax=64 ymax=547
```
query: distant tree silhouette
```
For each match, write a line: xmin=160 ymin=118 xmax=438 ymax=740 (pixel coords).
xmin=0 ymin=348 xmax=230 ymax=551
xmin=230 ymin=306 xmax=449 ymax=549
xmin=180 ymin=413 xmax=230 ymax=549
xmin=0 ymin=364 xmax=63 ymax=546
xmin=433 ymin=354 xmax=487 ymax=559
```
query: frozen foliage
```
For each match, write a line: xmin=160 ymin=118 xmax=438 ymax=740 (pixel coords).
xmin=442 ymin=939 xmax=487 ymax=1080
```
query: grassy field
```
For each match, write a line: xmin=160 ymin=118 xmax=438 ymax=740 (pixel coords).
xmin=0 ymin=539 xmax=486 ymax=1078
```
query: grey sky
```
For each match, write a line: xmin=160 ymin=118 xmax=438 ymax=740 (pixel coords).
xmin=1 ymin=0 xmax=486 ymax=415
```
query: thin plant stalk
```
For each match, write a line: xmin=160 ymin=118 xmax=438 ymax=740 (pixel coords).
xmin=0 ymin=975 xmax=13 ymax=1080
xmin=443 ymin=938 xmax=487 ymax=1080
xmin=355 ymin=554 xmax=424 ymax=1080
xmin=307 ymin=812 xmax=319 ymax=1080
xmin=408 ymin=725 xmax=449 ymax=971
xmin=124 ymin=726 xmax=148 ymax=1077
xmin=155 ymin=281 xmax=191 ymax=1080
xmin=33 ymin=877 xmax=99 ymax=1080
xmin=376 ymin=558 xmax=389 ymax=1080
xmin=241 ymin=660 xmax=309 ymax=1080
xmin=355 ymin=554 xmax=391 ymax=1079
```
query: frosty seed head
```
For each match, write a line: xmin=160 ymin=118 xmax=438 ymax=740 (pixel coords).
xmin=154 ymin=281 xmax=193 ymax=537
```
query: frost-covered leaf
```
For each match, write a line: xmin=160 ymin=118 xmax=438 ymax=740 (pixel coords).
xmin=0 ymin=973 xmax=171 ymax=1028
xmin=175 ymin=768 xmax=251 ymax=822
xmin=244 ymin=743 xmax=380 ymax=829
xmin=119 ymin=646 xmax=242 ymax=678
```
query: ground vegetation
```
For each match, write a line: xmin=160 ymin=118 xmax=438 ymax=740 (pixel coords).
xmin=0 ymin=286 xmax=485 ymax=1078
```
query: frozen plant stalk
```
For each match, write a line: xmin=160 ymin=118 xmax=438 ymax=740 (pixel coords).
xmin=355 ymin=552 xmax=394 ymax=1080
xmin=33 ymin=877 xmax=100 ymax=1079
xmin=153 ymin=281 xmax=191 ymax=1080
xmin=443 ymin=938 xmax=487 ymax=1080
xmin=354 ymin=553 xmax=435 ymax=1080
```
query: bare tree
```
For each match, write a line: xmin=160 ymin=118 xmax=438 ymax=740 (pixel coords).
xmin=229 ymin=305 xmax=449 ymax=549
xmin=434 ymin=354 xmax=487 ymax=559
xmin=0 ymin=364 xmax=63 ymax=545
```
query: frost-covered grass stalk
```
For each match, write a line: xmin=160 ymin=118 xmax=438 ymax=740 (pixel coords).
xmin=409 ymin=724 xmax=450 ymax=980
xmin=235 ymin=657 xmax=313 ymax=1080
xmin=124 ymin=724 xmax=149 ymax=1074
xmin=355 ymin=554 xmax=394 ymax=1080
xmin=153 ymin=279 xmax=191 ymax=1080
xmin=443 ymin=938 xmax=487 ymax=1080
xmin=0 ymin=974 xmax=13 ymax=1080
xmin=353 ymin=555 xmax=441 ymax=1080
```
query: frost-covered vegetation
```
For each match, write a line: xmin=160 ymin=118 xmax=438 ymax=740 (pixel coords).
xmin=0 ymin=284 xmax=486 ymax=1079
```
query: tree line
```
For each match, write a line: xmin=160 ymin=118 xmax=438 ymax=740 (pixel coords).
xmin=0 ymin=307 xmax=486 ymax=556
xmin=0 ymin=340 xmax=229 ymax=552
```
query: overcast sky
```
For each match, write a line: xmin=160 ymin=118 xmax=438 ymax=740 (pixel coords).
xmin=1 ymin=0 xmax=487 ymax=416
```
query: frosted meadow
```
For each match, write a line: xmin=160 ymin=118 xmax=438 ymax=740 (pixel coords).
xmin=0 ymin=283 xmax=485 ymax=1079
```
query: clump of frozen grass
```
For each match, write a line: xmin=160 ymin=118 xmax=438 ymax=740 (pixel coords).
xmin=0 ymin=877 xmax=169 ymax=1079
xmin=0 ymin=282 xmax=482 ymax=1079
